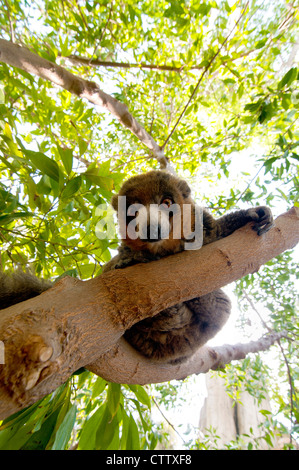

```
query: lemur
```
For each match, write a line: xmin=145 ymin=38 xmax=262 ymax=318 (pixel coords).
xmin=103 ymin=170 xmax=273 ymax=363
xmin=0 ymin=170 xmax=273 ymax=364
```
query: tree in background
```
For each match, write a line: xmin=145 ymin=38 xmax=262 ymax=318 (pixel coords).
xmin=0 ymin=0 xmax=298 ymax=450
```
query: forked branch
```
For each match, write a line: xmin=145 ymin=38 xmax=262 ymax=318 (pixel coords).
xmin=0 ymin=207 xmax=298 ymax=420
xmin=0 ymin=38 xmax=168 ymax=168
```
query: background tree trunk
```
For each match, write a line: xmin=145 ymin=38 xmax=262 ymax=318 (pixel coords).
xmin=0 ymin=207 xmax=298 ymax=420
xmin=199 ymin=371 xmax=275 ymax=449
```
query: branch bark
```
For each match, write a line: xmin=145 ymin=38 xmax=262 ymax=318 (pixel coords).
xmin=88 ymin=330 xmax=288 ymax=384
xmin=0 ymin=38 xmax=168 ymax=168
xmin=0 ymin=207 xmax=298 ymax=419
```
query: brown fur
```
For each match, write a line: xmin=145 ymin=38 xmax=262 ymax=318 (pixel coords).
xmin=0 ymin=271 xmax=51 ymax=310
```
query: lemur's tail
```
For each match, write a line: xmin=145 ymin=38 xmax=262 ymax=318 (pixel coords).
xmin=0 ymin=271 xmax=52 ymax=310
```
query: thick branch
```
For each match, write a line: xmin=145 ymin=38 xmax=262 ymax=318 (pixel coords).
xmin=0 ymin=38 xmax=167 ymax=167
xmin=0 ymin=207 xmax=298 ymax=419
xmin=88 ymin=331 xmax=288 ymax=384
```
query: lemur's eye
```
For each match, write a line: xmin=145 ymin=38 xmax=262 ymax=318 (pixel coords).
xmin=161 ymin=197 xmax=173 ymax=209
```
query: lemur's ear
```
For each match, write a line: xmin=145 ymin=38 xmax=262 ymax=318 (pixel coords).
xmin=111 ymin=194 xmax=119 ymax=211
xmin=177 ymin=179 xmax=191 ymax=199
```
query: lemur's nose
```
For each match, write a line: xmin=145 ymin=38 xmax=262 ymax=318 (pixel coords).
xmin=146 ymin=223 xmax=162 ymax=242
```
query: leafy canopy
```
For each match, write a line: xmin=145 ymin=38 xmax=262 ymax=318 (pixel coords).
xmin=0 ymin=0 xmax=298 ymax=450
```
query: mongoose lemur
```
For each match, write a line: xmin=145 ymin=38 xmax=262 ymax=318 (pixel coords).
xmin=0 ymin=170 xmax=273 ymax=363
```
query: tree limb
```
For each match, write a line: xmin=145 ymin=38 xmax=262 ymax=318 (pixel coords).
xmin=0 ymin=207 xmax=298 ymax=419
xmin=0 ymin=38 xmax=168 ymax=168
xmin=88 ymin=330 xmax=289 ymax=384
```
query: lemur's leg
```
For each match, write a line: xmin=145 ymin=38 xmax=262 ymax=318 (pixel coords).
xmin=185 ymin=289 xmax=231 ymax=346
xmin=124 ymin=289 xmax=231 ymax=364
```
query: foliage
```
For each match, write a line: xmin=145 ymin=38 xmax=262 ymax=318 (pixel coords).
xmin=0 ymin=0 xmax=298 ymax=450
xmin=0 ymin=371 xmax=165 ymax=450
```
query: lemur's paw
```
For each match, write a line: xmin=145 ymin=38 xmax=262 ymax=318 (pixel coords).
xmin=247 ymin=206 xmax=274 ymax=236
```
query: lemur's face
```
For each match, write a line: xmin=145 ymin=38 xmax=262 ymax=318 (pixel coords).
xmin=111 ymin=171 xmax=195 ymax=254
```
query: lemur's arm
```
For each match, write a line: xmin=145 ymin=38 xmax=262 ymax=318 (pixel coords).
xmin=0 ymin=271 xmax=52 ymax=309
xmin=203 ymin=206 xmax=273 ymax=245
xmin=103 ymin=206 xmax=274 ymax=272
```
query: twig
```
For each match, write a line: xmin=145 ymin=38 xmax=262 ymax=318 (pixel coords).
xmin=242 ymin=289 xmax=296 ymax=446
xmin=152 ymin=396 xmax=187 ymax=445
xmin=276 ymin=339 xmax=296 ymax=446
xmin=89 ymin=1 xmax=114 ymax=63
xmin=3 ymin=0 xmax=15 ymax=42
xmin=161 ymin=1 xmax=250 ymax=151
xmin=242 ymin=290 xmax=272 ymax=332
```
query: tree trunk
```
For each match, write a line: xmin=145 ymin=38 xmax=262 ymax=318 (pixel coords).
xmin=199 ymin=372 xmax=275 ymax=449
xmin=0 ymin=207 xmax=298 ymax=419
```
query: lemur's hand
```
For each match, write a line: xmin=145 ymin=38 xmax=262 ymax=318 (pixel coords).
xmin=246 ymin=206 xmax=274 ymax=236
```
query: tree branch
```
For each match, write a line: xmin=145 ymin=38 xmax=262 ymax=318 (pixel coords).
xmin=0 ymin=38 xmax=168 ymax=168
xmin=61 ymin=47 xmax=258 ymax=73
xmin=0 ymin=207 xmax=298 ymax=419
xmin=88 ymin=330 xmax=288 ymax=384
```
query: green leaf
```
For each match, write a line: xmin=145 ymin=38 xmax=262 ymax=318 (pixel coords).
xmin=91 ymin=377 xmax=107 ymax=399
xmin=95 ymin=404 xmax=119 ymax=449
xmin=195 ymin=2 xmax=212 ymax=16
xmin=59 ymin=35 xmax=70 ymax=56
xmin=21 ymin=405 xmax=62 ymax=450
xmin=0 ymin=384 xmax=71 ymax=450
xmin=120 ymin=409 xmax=130 ymax=449
xmin=78 ymin=138 xmax=89 ymax=157
xmin=129 ymin=385 xmax=151 ymax=409
xmin=164 ymin=0 xmax=185 ymax=18
xmin=259 ymin=409 xmax=272 ymax=416
xmin=244 ymin=100 xmax=262 ymax=113
xmin=107 ymin=383 xmax=121 ymax=418
xmin=0 ymin=211 xmax=33 ymax=225
xmin=61 ymin=176 xmax=82 ymax=199
xmin=84 ymin=166 xmax=114 ymax=191
xmin=277 ymin=67 xmax=297 ymax=90
xmin=24 ymin=149 xmax=60 ymax=182
xmin=51 ymin=404 xmax=77 ymax=450
xmin=78 ymin=405 xmax=105 ymax=450
xmin=255 ymin=39 xmax=267 ymax=49
xmin=223 ymin=78 xmax=236 ymax=86
xmin=126 ymin=413 xmax=140 ymax=450
xmin=263 ymin=432 xmax=273 ymax=447
xmin=57 ymin=146 xmax=73 ymax=175
xmin=0 ymin=83 xmax=5 ymax=103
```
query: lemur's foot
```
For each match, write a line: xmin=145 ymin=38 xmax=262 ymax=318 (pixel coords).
xmin=247 ymin=206 xmax=274 ymax=236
